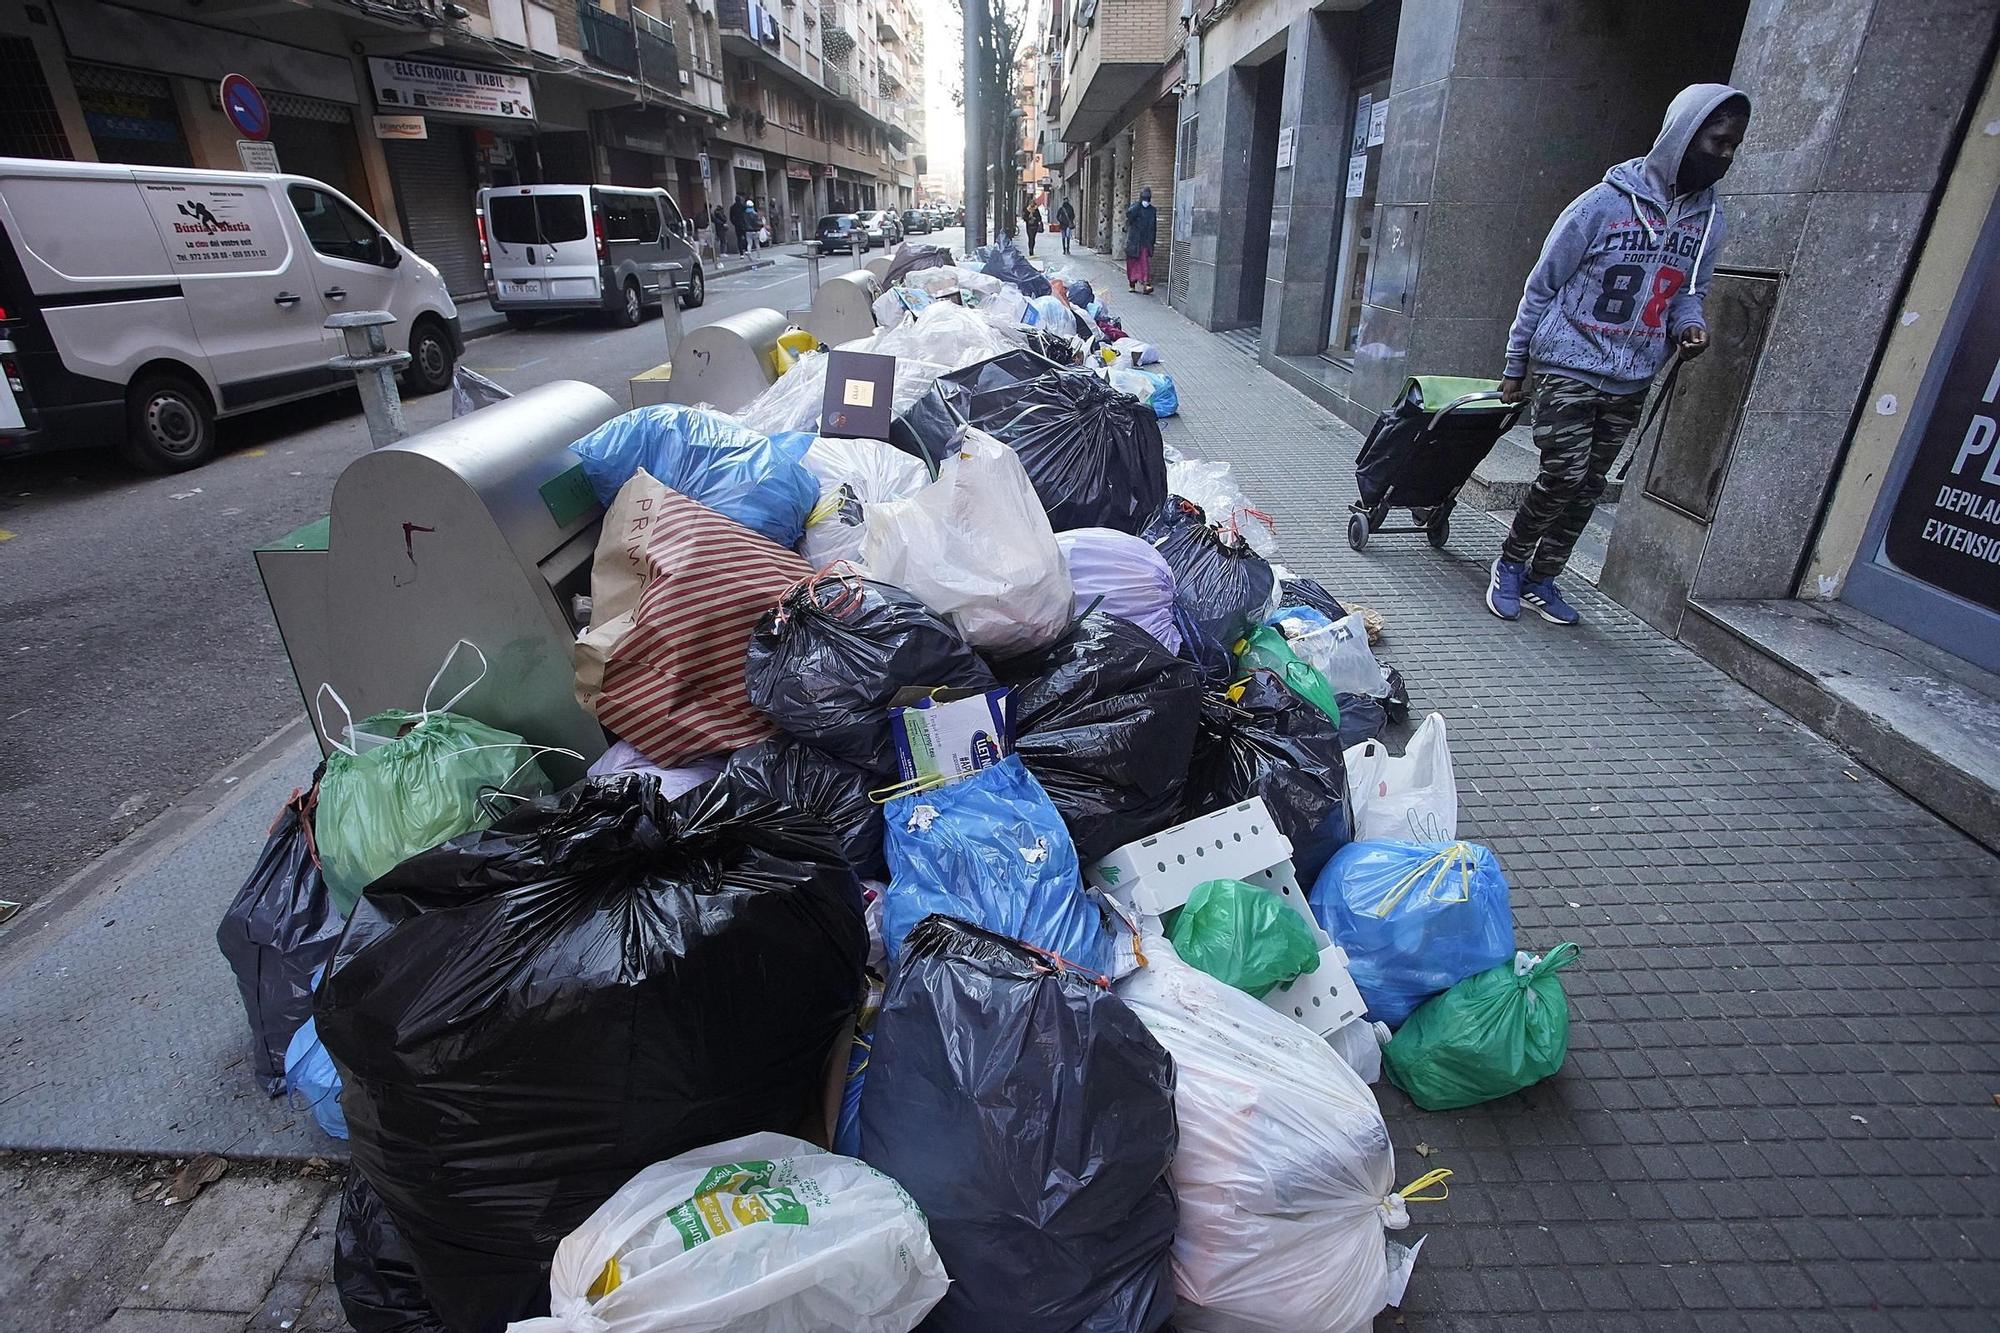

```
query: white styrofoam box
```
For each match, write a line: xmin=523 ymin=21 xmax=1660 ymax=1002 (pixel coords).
xmin=1088 ymin=799 xmax=1365 ymax=1036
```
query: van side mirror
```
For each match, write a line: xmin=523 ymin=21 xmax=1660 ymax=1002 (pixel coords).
xmin=376 ymin=234 xmax=403 ymax=268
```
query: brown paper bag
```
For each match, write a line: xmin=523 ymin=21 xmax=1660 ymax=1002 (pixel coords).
xmin=573 ymin=469 xmax=672 ymax=714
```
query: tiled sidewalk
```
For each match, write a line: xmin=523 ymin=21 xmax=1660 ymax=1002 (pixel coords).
xmin=1055 ymin=247 xmax=2000 ymax=1330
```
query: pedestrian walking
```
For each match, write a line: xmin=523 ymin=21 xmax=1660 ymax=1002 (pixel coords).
xmin=1124 ymin=187 xmax=1157 ymax=294
xmin=743 ymin=197 xmax=763 ymax=256
xmin=1024 ymin=200 xmax=1043 ymax=257
xmin=1056 ymin=197 xmax=1075 ymax=255
xmin=729 ymin=195 xmax=749 ymax=257
xmin=1487 ymin=83 xmax=1751 ymax=627
xmin=709 ymin=204 xmax=731 ymax=256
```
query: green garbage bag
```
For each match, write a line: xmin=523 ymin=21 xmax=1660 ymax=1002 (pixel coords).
xmin=316 ymin=708 xmax=551 ymax=915
xmin=1234 ymin=625 xmax=1340 ymax=726
xmin=1169 ymin=877 xmax=1322 ymax=998
xmin=1382 ymin=942 xmax=1579 ymax=1110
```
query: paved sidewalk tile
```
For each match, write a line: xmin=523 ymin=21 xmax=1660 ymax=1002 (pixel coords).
xmin=101 ymin=1312 xmax=244 ymax=1332
xmin=1055 ymin=248 xmax=2000 ymax=1328
xmin=122 ymin=1177 xmax=332 ymax=1317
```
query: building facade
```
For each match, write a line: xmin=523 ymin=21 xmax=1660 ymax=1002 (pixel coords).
xmin=1169 ymin=0 xmax=2000 ymax=835
xmin=0 ymin=0 xmax=922 ymax=289
xmin=1048 ymin=0 xmax=1182 ymax=289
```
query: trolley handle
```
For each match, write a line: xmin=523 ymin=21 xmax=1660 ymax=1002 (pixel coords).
xmin=1424 ymin=391 xmax=1524 ymax=435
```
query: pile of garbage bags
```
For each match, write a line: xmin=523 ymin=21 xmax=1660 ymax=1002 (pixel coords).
xmin=214 ymin=237 xmax=1582 ymax=1333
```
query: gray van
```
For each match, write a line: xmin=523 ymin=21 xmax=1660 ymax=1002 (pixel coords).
xmin=478 ymin=184 xmax=704 ymax=329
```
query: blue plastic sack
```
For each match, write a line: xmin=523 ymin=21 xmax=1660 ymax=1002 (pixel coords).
xmin=284 ymin=1014 xmax=348 ymax=1140
xmin=882 ymin=755 xmax=1111 ymax=973
xmin=1309 ymin=840 xmax=1516 ymax=1027
xmin=568 ymin=404 xmax=819 ymax=547
xmin=1137 ymin=369 xmax=1178 ymax=418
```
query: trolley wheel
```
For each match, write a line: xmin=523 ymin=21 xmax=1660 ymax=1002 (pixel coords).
xmin=1347 ymin=511 xmax=1371 ymax=551
xmin=1426 ymin=510 xmax=1451 ymax=549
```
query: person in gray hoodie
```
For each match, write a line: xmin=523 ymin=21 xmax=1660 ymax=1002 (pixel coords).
xmin=1487 ymin=84 xmax=1751 ymax=625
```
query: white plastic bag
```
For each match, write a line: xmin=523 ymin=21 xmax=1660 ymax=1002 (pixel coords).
xmin=797 ymin=436 xmax=930 ymax=569
xmin=1056 ymin=526 xmax=1181 ymax=653
xmin=1166 ymin=456 xmax=1279 ymax=558
xmin=1286 ymin=612 xmax=1384 ymax=696
xmin=1344 ymin=712 xmax=1458 ymax=843
xmin=1327 ymin=1018 xmax=1391 ymax=1085
xmin=1116 ymin=942 xmax=1429 ymax=1333
xmin=585 ymin=742 xmax=726 ymax=798
xmin=1112 ymin=336 xmax=1160 ymax=366
xmin=979 ymin=285 xmax=1029 ymax=328
xmin=861 ymin=427 xmax=1074 ymax=654
xmin=506 ymin=1132 xmax=948 ymax=1333
xmin=739 ymin=351 xmax=951 ymax=436
xmin=860 ymin=299 xmax=1019 ymax=369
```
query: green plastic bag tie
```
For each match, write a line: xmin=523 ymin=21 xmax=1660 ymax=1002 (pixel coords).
xmin=1169 ymin=878 xmax=1321 ymax=999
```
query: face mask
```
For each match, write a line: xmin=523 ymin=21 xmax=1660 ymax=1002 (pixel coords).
xmin=1677 ymin=149 xmax=1730 ymax=193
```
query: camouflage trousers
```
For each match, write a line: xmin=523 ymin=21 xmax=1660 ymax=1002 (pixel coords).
xmin=1501 ymin=373 xmax=1647 ymax=579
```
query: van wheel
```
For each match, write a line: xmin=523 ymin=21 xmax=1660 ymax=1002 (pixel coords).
xmin=504 ymin=310 xmax=540 ymax=331
xmin=403 ymin=318 xmax=456 ymax=396
xmin=122 ymin=370 xmax=216 ymax=473
xmin=683 ymin=263 xmax=706 ymax=309
xmin=616 ymin=279 xmax=644 ymax=327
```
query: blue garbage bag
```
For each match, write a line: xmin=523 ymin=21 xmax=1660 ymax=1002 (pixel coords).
xmin=882 ymin=755 xmax=1112 ymax=973
xmin=285 ymin=1013 xmax=348 ymax=1140
xmin=1309 ymin=840 xmax=1517 ymax=1027
xmin=1136 ymin=368 xmax=1178 ymax=418
xmin=568 ymin=404 xmax=819 ymax=547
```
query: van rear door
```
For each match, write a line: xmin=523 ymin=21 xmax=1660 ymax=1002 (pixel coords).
xmin=485 ymin=187 xmax=597 ymax=306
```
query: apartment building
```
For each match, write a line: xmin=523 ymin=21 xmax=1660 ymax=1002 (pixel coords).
xmin=0 ymin=0 xmax=922 ymax=285
xmin=1046 ymin=0 xmax=1183 ymax=289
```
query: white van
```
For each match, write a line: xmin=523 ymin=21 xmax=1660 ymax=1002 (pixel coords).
xmin=0 ymin=157 xmax=459 ymax=472
xmin=478 ymin=184 xmax=705 ymax=329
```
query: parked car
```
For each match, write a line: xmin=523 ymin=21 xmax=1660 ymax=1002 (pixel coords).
xmin=857 ymin=209 xmax=900 ymax=247
xmin=816 ymin=213 xmax=866 ymax=253
xmin=901 ymin=209 xmax=930 ymax=235
xmin=478 ymin=184 xmax=703 ymax=331
xmin=0 ymin=156 xmax=460 ymax=472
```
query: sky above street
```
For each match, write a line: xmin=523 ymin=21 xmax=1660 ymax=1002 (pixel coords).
xmin=925 ymin=2 xmax=965 ymax=190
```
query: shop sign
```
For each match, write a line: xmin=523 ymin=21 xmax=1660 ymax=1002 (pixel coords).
xmin=786 ymin=163 xmax=814 ymax=180
xmin=369 ymin=57 xmax=534 ymax=121
xmin=1878 ymin=225 xmax=2000 ymax=615
xmin=372 ymin=115 xmax=428 ymax=140
xmin=822 ymin=164 xmax=838 ymax=178
xmin=731 ymin=149 xmax=767 ymax=173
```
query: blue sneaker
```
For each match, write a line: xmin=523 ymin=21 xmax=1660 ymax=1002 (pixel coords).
xmin=1486 ymin=558 xmax=1525 ymax=620
xmin=1522 ymin=576 xmax=1580 ymax=625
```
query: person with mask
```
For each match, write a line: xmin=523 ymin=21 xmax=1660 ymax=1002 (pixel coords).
xmin=1487 ymin=84 xmax=1750 ymax=626
xmin=1124 ymin=186 xmax=1157 ymax=294
xmin=1056 ymin=197 xmax=1075 ymax=255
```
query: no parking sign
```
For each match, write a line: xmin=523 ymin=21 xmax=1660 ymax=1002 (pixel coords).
xmin=220 ymin=73 xmax=270 ymax=141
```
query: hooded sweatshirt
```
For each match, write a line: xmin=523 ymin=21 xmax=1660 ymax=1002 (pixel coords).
xmin=1504 ymin=83 xmax=1749 ymax=395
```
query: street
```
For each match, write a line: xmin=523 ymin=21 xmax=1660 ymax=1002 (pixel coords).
xmin=0 ymin=243 xmax=890 ymax=909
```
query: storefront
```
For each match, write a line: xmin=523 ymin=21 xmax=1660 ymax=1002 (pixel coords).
xmin=368 ymin=56 xmax=540 ymax=299
xmin=729 ymin=148 xmax=768 ymax=213
xmin=786 ymin=163 xmax=815 ymax=240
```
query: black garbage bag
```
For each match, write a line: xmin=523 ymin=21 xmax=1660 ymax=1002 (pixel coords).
xmin=717 ymin=735 xmax=885 ymax=882
xmin=1334 ymin=691 xmax=1388 ymax=748
xmin=1379 ymin=663 xmax=1411 ymax=724
xmin=316 ymin=774 xmax=867 ymax=1333
xmin=334 ymin=1172 xmax=448 ymax=1333
xmin=1068 ymin=278 xmax=1097 ymax=310
xmin=860 ymin=915 xmax=1178 ymax=1333
xmin=890 ymin=347 xmax=1061 ymax=469
xmin=886 ymin=241 xmax=953 ymax=284
xmin=1144 ymin=498 xmax=1275 ymax=677
xmin=215 ymin=769 xmax=343 ymax=1097
xmin=1024 ymin=326 xmax=1085 ymax=365
xmin=997 ymin=612 xmax=1202 ymax=861
xmin=952 ymin=367 xmax=1167 ymax=534
xmin=745 ymin=573 xmax=997 ymax=776
xmin=1183 ymin=668 xmax=1352 ymax=883
xmin=979 ymin=237 xmax=1052 ymax=297
xmin=1274 ymin=575 xmax=1348 ymax=622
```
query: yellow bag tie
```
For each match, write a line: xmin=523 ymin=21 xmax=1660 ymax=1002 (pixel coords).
xmin=1395 ymin=1167 xmax=1453 ymax=1203
xmin=1368 ymin=842 xmax=1474 ymax=918
xmin=868 ymin=771 xmax=953 ymax=806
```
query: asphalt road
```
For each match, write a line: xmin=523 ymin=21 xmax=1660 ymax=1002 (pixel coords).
xmin=0 ymin=240 xmax=922 ymax=907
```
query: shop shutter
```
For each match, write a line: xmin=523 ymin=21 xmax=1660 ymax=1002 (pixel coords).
xmin=1358 ymin=0 xmax=1402 ymax=81
xmin=385 ymin=130 xmax=485 ymax=300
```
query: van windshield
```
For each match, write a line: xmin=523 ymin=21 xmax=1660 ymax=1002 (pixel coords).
xmin=489 ymin=194 xmax=588 ymax=245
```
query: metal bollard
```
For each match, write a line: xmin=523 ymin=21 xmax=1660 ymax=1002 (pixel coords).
xmin=804 ymin=240 xmax=823 ymax=298
xmin=327 ymin=310 xmax=411 ymax=449
xmin=650 ymin=262 xmax=687 ymax=353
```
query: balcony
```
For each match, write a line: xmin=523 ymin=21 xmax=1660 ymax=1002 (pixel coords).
xmin=719 ymin=0 xmax=783 ymax=57
xmin=875 ymin=3 xmax=901 ymax=43
xmin=578 ymin=0 xmax=638 ymax=74
xmin=1059 ymin=0 xmax=1175 ymax=143
xmin=632 ymin=8 xmax=683 ymax=92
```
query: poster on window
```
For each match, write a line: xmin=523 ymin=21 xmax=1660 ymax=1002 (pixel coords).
xmin=1346 ymin=153 xmax=1368 ymax=198
xmin=1877 ymin=227 xmax=2000 ymax=615
xmin=1369 ymin=100 xmax=1389 ymax=147
xmin=1352 ymin=95 xmax=1371 ymax=154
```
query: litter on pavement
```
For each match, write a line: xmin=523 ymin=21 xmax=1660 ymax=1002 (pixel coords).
xmin=216 ymin=235 xmax=1571 ymax=1333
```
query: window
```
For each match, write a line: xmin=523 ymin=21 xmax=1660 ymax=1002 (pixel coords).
xmin=600 ymin=194 xmax=662 ymax=243
xmin=288 ymin=185 xmax=384 ymax=264
xmin=1177 ymin=114 xmax=1198 ymax=179
xmin=661 ymin=194 xmax=685 ymax=234
xmin=487 ymin=193 xmax=588 ymax=244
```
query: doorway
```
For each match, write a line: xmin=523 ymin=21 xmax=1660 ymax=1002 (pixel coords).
xmin=1235 ymin=54 xmax=1285 ymax=331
